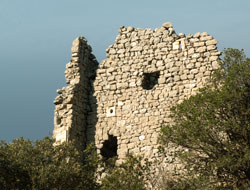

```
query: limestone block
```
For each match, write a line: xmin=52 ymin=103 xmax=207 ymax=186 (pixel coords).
xmin=122 ymin=66 xmax=130 ymax=72
xmin=109 ymin=48 xmax=117 ymax=54
xmin=196 ymin=46 xmax=207 ymax=53
xmin=195 ymin=62 xmax=201 ymax=67
xmin=180 ymin=74 xmax=187 ymax=80
xmin=200 ymin=66 xmax=206 ymax=73
xmin=205 ymin=70 xmax=212 ymax=76
xmin=211 ymin=51 xmax=222 ymax=56
xmin=156 ymin=60 xmax=164 ymax=67
xmin=110 ymin=84 xmax=117 ymax=90
xmin=54 ymin=95 xmax=63 ymax=105
xmin=186 ymin=63 xmax=194 ymax=69
xmin=190 ymin=38 xmax=199 ymax=43
xmin=169 ymin=90 xmax=178 ymax=97
xmin=130 ymin=147 xmax=140 ymax=154
xmin=169 ymin=66 xmax=179 ymax=72
xmin=210 ymin=56 xmax=218 ymax=61
xmin=172 ymin=41 xmax=179 ymax=50
xmin=190 ymin=69 xmax=198 ymax=74
xmin=117 ymin=49 xmax=126 ymax=54
xmin=117 ymin=148 xmax=128 ymax=158
xmin=212 ymin=61 xmax=220 ymax=69
xmin=55 ymin=130 xmax=67 ymax=143
xmin=127 ymin=26 xmax=134 ymax=32
xmin=107 ymin=67 xmax=116 ymax=73
xmin=192 ymin=53 xmax=200 ymax=58
xmin=188 ymin=48 xmax=194 ymax=54
xmin=200 ymin=36 xmax=213 ymax=41
xmin=193 ymin=42 xmax=205 ymax=47
xmin=71 ymin=38 xmax=80 ymax=53
xmin=168 ymin=27 xmax=174 ymax=35
xmin=206 ymin=39 xmax=218 ymax=46
xmin=193 ymin=32 xmax=201 ymax=38
xmin=181 ymin=40 xmax=186 ymax=50
xmin=120 ymin=143 xmax=128 ymax=150
xmin=117 ymin=120 xmax=126 ymax=127
xmin=158 ymin=77 xmax=166 ymax=84
xmin=128 ymin=143 xmax=135 ymax=149
xmin=129 ymin=82 xmax=136 ymax=87
xmin=131 ymin=46 xmax=143 ymax=51
xmin=162 ymin=22 xmax=173 ymax=28
xmin=157 ymin=42 xmax=167 ymax=49
xmin=174 ymin=76 xmax=180 ymax=82
xmin=141 ymin=146 xmax=152 ymax=151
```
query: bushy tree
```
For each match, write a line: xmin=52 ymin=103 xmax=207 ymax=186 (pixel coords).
xmin=160 ymin=48 xmax=250 ymax=189
xmin=0 ymin=137 xmax=100 ymax=190
xmin=0 ymin=149 xmax=31 ymax=189
xmin=101 ymin=154 xmax=151 ymax=190
xmin=0 ymin=137 xmax=152 ymax=190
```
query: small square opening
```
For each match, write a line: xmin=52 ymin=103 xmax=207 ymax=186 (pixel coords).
xmin=106 ymin=107 xmax=115 ymax=117
xmin=142 ymin=71 xmax=160 ymax=90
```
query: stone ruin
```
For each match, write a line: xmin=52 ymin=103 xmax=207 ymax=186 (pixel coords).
xmin=53 ymin=22 xmax=221 ymax=165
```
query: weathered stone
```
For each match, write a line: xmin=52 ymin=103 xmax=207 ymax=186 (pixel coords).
xmin=71 ymin=38 xmax=80 ymax=53
xmin=194 ymin=42 xmax=205 ymax=47
xmin=173 ymin=41 xmax=179 ymax=50
xmin=131 ymin=46 xmax=143 ymax=51
xmin=206 ymin=39 xmax=218 ymax=46
xmin=53 ymin=22 xmax=221 ymax=177
xmin=193 ymin=32 xmax=200 ymax=38
xmin=200 ymin=35 xmax=213 ymax=41
xmin=127 ymin=26 xmax=134 ymax=32
xmin=162 ymin=22 xmax=173 ymax=28
xmin=196 ymin=46 xmax=207 ymax=53
xmin=207 ymin=45 xmax=216 ymax=50
xmin=212 ymin=61 xmax=220 ymax=69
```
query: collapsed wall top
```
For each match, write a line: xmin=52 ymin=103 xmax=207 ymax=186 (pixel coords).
xmin=53 ymin=22 xmax=221 ymax=168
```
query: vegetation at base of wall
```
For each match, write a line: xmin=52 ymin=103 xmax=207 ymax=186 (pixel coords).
xmin=0 ymin=137 xmax=100 ymax=190
xmin=101 ymin=154 xmax=151 ymax=190
xmin=0 ymin=137 xmax=149 ymax=190
xmin=160 ymin=48 xmax=250 ymax=189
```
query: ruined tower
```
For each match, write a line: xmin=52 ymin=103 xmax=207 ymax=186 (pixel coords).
xmin=53 ymin=22 xmax=220 ymax=163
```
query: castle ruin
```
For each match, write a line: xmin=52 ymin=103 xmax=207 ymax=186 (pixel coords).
xmin=53 ymin=22 xmax=221 ymax=164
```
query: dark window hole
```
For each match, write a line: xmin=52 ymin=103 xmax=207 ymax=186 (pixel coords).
xmin=142 ymin=71 xmax=160 ymax=90
xmin=56 ymin=117 xmax=61 ymax=125
xmin=100 ymin=135 xmax=118 ymax=160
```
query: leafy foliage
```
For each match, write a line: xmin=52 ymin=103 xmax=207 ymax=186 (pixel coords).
xmin=101 ymin=154 xmax=151 ymax=190
xmin=160 ymin=48 xmax=250 ymax=189
xmin=0 ymin=137 xmax=100 ymax=190
xmin=0 ymin=137 xmax=151 ymax=190
xmin=0 ymin=148 xmax=31 ymax=190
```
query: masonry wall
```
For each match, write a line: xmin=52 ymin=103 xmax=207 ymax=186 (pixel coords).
xmin=53 ymin=22 xmax=221 ymax=165
xmin=53 ymin=36 xmax=98 ymax=150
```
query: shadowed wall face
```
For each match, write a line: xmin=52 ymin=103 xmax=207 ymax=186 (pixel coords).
xmin=53 ymin=37 xmax=98 ymax=150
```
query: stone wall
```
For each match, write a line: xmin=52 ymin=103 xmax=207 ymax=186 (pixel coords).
xmin=53 ymin=36 xmax=98 ymax=150
xmin=53 ymin=22 xmax=221 ymax=164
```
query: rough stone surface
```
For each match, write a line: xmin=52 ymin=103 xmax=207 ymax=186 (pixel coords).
xmin=53 ymin=22 xmax=221 ymax=172
xmin=53 ymin=36 xmax=98 ymax=150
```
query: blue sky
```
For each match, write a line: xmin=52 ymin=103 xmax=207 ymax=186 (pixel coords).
xmin=0 ymin=0 xmax=250 ymax=141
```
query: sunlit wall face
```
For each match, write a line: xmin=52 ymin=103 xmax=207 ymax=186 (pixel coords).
xmin=1 ymin=0 xmax=250 ymax=141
